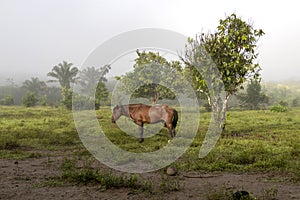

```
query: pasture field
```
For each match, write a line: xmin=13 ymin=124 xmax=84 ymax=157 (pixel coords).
xmin=0 ymin=106 xmax=300 ymax=199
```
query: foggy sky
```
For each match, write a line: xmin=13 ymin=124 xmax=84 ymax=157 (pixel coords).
xmin=1 ymin=0 xmax=300 ymax=85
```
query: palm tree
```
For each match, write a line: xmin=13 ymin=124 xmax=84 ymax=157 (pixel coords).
xmin=47 ymin=61 xmax=79 ymax=108
xmin=79 ymin=65 xmax=110 ymax=94
xmin=79 ymin=65 xmax=111 ymax=109
xmin=47 ymin=61 xmax=79 ymax=90
xmin=22 ymin=77 xmax=47 ymax=96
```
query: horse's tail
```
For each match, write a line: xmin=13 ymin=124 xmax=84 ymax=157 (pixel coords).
xmin=172 ymin=109 xmax=178 ymax=129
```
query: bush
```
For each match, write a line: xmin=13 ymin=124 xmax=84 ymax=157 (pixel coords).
xmin=278 ymin=100 xmax=288 ymax=107
xmin=204 ymin=101 xmax=212 ymax=112
xmin=22 ymin=92 xmax=38 ymax=107
xmin=61 ymin=88 xmax=73 ymax=109
xmin=292 ymin=98 xmax=300 ymax=107
xmin=72 ymin=94 xmax=97 ymax=110
xmin=60 ymin=158 xmax=140 ymax=189
xmin=0 ymin=135 xmax=20 ymax=149
xmin=270 ymin=104 xmax=287 ymax=112
xmin=0 ymin=96 xmax=14 ymax=105
xmin=39 ymin=95 xmax=47 ymax=106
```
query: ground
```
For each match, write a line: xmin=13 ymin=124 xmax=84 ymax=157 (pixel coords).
xmin=1 ymin=107 xmax=300 ymax=199
xmin=1 ymin=150 xmax=299 ymax=200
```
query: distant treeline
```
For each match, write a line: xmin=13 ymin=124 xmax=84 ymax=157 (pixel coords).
xmin=1 ymin=78 xmax=299 ymax=111
xmin=0 ymin=83 xmax=61 ymax=107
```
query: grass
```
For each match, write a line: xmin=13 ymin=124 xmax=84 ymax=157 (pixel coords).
xmin=205 ymin=183 xmax=278 ymax=200
xmin=42 ymin=156 xmax=182 ymax=194
xmin=60 ymin=157 xmax=141 ymax=190
xmin=174 ymin=109 xmax=300 ymax=175
xmin=205 ymin=184 xmax=255 ymax=200
xmin=0 ymin=106 xmax=80 ymax=153
xmin=0 ymin=106 xmax=300 ymax=180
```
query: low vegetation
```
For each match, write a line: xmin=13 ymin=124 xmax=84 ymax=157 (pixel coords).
xmin=1 ymin=106 xmax=299 ymax=175
xmin=0 ymin=105 xmax=299 ymax=198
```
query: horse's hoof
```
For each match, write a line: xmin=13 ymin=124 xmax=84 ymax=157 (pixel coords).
xmin=139 ymin=138 xmax=144 ymax=143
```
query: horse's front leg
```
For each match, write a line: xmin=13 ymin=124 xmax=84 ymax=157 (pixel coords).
xmin=138 ymin=123 xmax=144 ymax=143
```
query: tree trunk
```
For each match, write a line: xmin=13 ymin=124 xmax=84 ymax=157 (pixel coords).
xmin=61 ymin=87 xmax=72 ymax=109
xmin=199 ymin=94 xmax=230 ymax=158
xmin=220 ymin=95 xmax=230 ymax=130
xmin=151 ymin=93 xmax=159 ymax=105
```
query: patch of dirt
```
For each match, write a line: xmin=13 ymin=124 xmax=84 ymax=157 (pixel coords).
xmin=0 ymin=151 xmax=299 ymax=200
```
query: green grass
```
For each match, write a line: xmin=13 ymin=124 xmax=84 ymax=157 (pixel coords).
xmin=60 ymin=157 xmax=141 ymax=189
xmin=58 ymin=156 xmax=183 ymax=193
xmin=0 ymin=106 xmax=80 ymax=152
xmin=204 ymin=184 xmax=278 ymax=200
xmin=0 ymin=106 xmax=300 ymax=179
xmin=176 ymin=109 xmax=300 ymax=175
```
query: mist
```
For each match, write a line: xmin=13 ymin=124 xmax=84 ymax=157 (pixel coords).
xmin=1 ymin=0 xmax=300 ymax=86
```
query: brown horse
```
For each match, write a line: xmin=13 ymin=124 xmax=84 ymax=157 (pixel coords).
xmin=111 ymin=104 xmax=178 ymax=143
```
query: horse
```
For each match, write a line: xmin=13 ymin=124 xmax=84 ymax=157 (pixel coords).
xmin=111 ymin=104 xmax=178 ymax=143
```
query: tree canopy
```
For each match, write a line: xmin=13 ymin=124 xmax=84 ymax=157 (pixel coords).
xmin=79 ymin=65 xmax=111 ymax=95
xmin=22 ymin=77 xmax=47 ymax=96
xmin=181 ymin=13 xmax=264 ymax=157
xmin=47 ymin=61 xmax=79 ymax=90
xmin=116 ymin=50 xmax=184 ymax=104
xmin=237 ymin=79 xmax=269 ymax=110
xmin=182 ymin=13 xmax=264 ymax=116
xmin=47 ymin=61 xmax=79 ymax=109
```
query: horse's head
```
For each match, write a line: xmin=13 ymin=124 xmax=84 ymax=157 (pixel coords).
xmin=111 ymin=105 xmax=122 ymax=123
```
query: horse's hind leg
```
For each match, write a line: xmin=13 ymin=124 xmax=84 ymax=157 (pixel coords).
xmin=172 ymin=127 xmax=176 ymax=137
xmin=138 ymin=125 xmax=144 ymax=143
xmin=166 ymin=123 xmax=175 ymax=138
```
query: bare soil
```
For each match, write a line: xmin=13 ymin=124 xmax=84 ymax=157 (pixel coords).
xmin=1 ymin=150 xmax=299 ymax=200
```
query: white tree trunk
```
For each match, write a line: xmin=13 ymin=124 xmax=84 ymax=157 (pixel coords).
xmin=199 ymin=93 xmax=230 ymax=158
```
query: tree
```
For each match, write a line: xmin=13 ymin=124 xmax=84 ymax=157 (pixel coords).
xmin=95 ymin=81 xmax=109 ymax=109
xmin=46 ymin=86 xmax=62 ymax=107
xmin=78 ymin=65 xmax=111 ymax=109
xmin=79 ymin=65 xmax=110 ymax=95
xmin=47 ymin=61 xmax=79 ymax=89
xmin=22 ymin=77 xmax=47 ymax=96
xmin=47 ymin=61 xmax=79 ymax=108
xmin=237 ymin=79 xmax=268 ymax=110
xmin=0 ymin=96 xmax=14 ymax=105
xmin=22 ymin=92 xmax=39 ymax=107
xmin=79 ymin=65 xmax=111 ymax=93
xmin=292 ymin=97 xmax=300 ymax=107
xmin=60 ymin=87 xmax=73 ymax=109
xmin=182 ymin=13 xmax=264 ymax=126
xmin=0 ymin=79 xmax=25 ymax=105
xmin=117 ymin=50 xmax=184 ymax=104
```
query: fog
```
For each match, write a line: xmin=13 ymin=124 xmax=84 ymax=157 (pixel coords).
xmin=1 ymin=0 xmax=300 ymax=85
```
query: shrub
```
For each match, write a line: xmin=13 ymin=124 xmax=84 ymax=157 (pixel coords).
xmin=39 ymin=95 xmax=47 ymax=106
xmin=292 ymin=98 xmax=300 ymax=107
xmin=278 ymin=100 xmax=288 ymax=107
xmin=61 ymin=88 xmax=73 ymax=110
xmin=270 ymin=104 xmax=287 ymax=112
xmin=0 ymin=96 xmax=14 ymax=105
xmin=0 ymin=135 xmax=20 ymax=149
xmin=72 ymin=94 xmax=97 ymax=110
xmin=60 ymin=158 xmax=141 ymax=190
xmin=22 ymin=92 xmax=38 ymax=107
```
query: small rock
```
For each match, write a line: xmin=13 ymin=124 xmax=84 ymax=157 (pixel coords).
xmin=166 ymin=166 xmax=177 ymax=176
